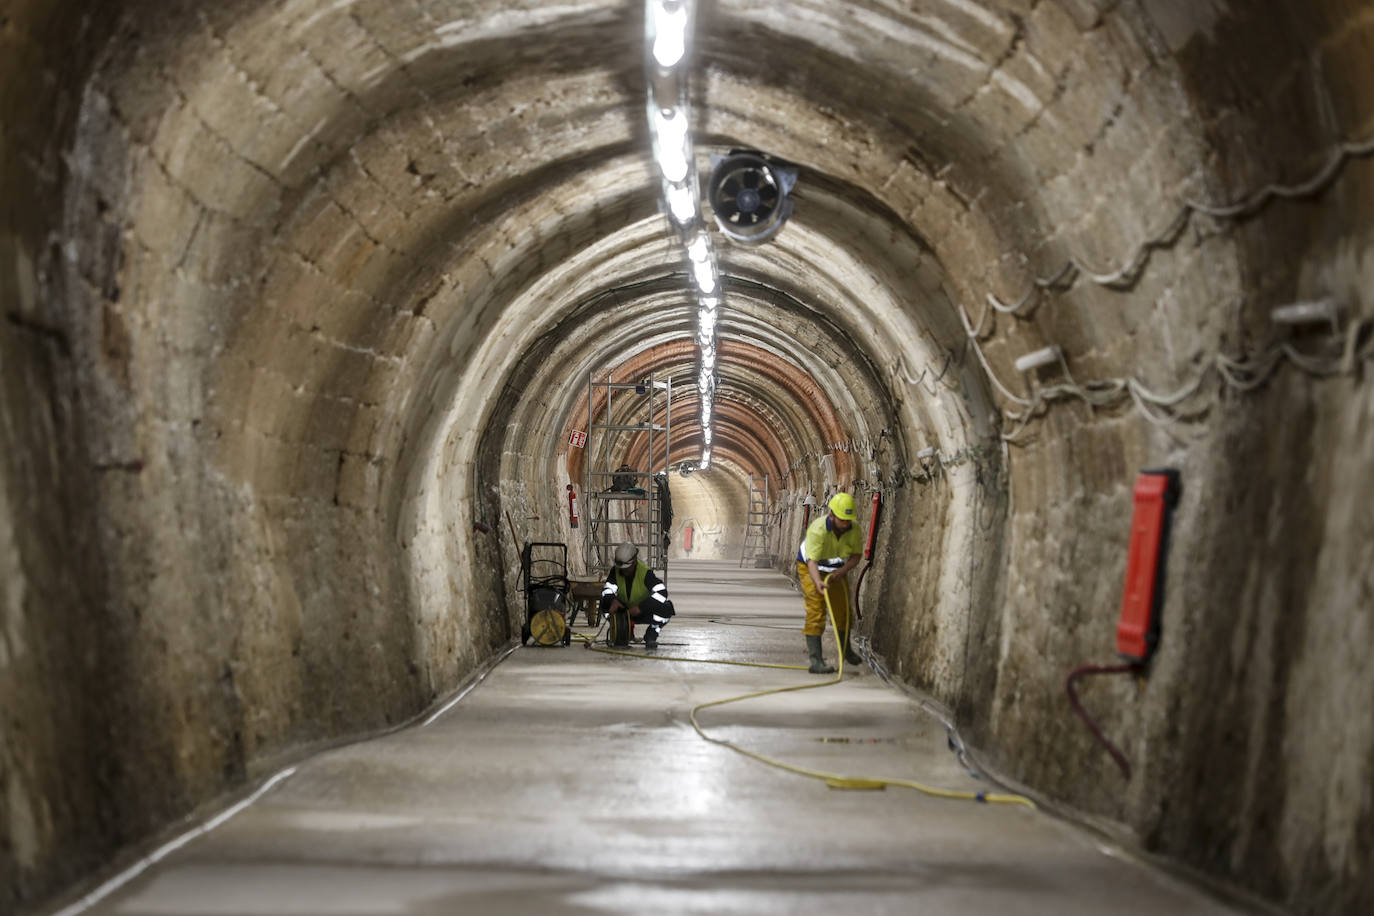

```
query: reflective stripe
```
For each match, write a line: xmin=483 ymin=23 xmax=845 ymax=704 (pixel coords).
xmin=801 ymin=545 xmax=846 ymax=570
xmin=652 ymin=615 xmax=669 ymax=625
xmin=601 ymin=582 xmax=617 ymax=596
xmin=651 ymin=583 xmax=666 ymax=593
xmin=801 ymin=514 xmax=861 ymax=565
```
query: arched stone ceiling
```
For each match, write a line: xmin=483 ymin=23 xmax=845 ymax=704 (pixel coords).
xmin=19 ymin=1 xmax=1374 ymax=910
xmin=67 ymin=0 xmax=1209 ymax=704
xmin=51 ymin=0 xmax=1121 ymax=592
xmin=124 ymin=0 xmax=1044 ymax=539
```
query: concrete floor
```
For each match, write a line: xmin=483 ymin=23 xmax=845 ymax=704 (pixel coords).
xmin=73 ymin=560 xmax=1249 ymax=915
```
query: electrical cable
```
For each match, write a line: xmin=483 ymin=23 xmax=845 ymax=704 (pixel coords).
xmin=707 ymin=615 xmax=802 ymax=631
xmin=985 ymin=261 xmax=1077 ymax=316
xmin=896 ymin=137 xmax=1374 ymax=447
xmin=853 ymin=561 xmax=873 ymax=623
xmin=980 ymin=321 xmax=1372 ymax=442
xmin=575 ymin=611 xmax=807 ymax=667
xmin=1065 ymin=663 xmax=1142 ymax=780
xmin=982 ymin=132 xmax=1374 ymax=319
xmin=943 ymin=132 xmax=1374 ymax=442
xmin=958 ymin=302 xmax=1033 ymax=407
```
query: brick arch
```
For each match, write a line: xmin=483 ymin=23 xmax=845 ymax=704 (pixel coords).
xmin=562 ymin=336 xmax=849 ymax=484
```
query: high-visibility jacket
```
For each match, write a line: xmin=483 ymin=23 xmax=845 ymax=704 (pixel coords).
xmin=614 ymin=562 xmax=650 ymax=608
xmin=599 ymin=560 xmax=675 ymax=626
xmin=796 ymin=514 xmax=862 ymax=574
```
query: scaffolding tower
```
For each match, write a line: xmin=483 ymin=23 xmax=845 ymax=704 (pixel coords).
xmin=741 ymin=473 xmax=770 ymax=568
xmin=583 ymin=371 xmax=672 ymax=579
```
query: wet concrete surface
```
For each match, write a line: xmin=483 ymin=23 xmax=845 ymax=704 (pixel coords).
xmin=79 ymin=560 xmax=1250 ymax=915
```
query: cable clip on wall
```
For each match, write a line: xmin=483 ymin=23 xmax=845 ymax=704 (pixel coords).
xmin=1066 ymin=469 xmax=1181 ymax=779
xmin=913 ymin=446 xmax=941 ymax=481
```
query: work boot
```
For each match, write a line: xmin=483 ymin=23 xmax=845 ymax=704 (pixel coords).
xmin=839 ymin=631 xmax=863 ymax=666
xmin=644 ymin=626 xmax=658 ymax=650
xmin=806 ymin=635 xmax=836 ymax=674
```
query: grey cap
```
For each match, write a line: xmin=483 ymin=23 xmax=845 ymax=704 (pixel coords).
xmin=613 ymin=542 xmax=638 ymax=569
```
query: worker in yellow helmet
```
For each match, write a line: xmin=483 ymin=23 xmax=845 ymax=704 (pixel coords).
xmin=795 ymin=492 xmax=864 ymax=673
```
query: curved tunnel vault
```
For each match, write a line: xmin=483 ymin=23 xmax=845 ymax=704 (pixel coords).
xmin=3 ymin=1 xmax=1373 ymax=913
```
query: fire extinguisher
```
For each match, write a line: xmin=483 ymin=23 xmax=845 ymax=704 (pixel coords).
xmin=567 ymin=483 xmax=579 ymax=529
xmin=854 ymin=491 xmax=882 ymax=621
xmin=683 ymin=523 xmax=694 ymax=552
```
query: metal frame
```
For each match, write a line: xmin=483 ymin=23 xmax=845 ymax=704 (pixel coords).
xmin=584 ymin=370 xmax=672 ymax=580
xmin=741 ymin=473 xmax=770 ymax=567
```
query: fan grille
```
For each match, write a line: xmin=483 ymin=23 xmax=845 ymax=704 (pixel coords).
xmin=708 ymin=152 xmax=794 ymax=243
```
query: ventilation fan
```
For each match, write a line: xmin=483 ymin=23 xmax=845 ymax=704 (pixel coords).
xmin=707 ymin=150 xmax=798 ymax=244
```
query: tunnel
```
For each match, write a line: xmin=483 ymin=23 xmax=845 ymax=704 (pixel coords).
xmin=2 ymin=0 xmax=1372 ymax=913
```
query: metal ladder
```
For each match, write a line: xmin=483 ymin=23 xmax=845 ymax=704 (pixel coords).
xmin=583 ymin=370 xmax=672 ymax=580
xmin=741 ymin=474 xmax=770 ymax=567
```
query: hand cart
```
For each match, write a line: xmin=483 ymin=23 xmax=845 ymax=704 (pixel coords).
xmin=519 ymin=541 xmax=572 ymax=647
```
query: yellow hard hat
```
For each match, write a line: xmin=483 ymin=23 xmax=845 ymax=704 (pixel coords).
xmin=828 ymin=492 xmax=856 ymax=521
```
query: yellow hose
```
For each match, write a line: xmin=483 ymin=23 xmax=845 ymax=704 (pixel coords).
xmin=578 ymin=577 xmax=1036 ymax=809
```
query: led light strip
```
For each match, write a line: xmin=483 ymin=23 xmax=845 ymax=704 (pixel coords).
xmin=645 ymin=0 xmax=716 ymax=469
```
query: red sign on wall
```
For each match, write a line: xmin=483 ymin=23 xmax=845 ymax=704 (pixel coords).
xmin=569 ymin=429 xmax=587 ymax=448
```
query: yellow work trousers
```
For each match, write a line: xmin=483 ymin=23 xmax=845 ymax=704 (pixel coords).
xmin=797 ymin=562 xmax=851 ymax=636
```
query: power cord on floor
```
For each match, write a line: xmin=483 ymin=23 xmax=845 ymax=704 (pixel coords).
xmin=577 ymin=580 xmax=1036 ymax=808
xmin=576 ymin=621 xmax=809 ymax=670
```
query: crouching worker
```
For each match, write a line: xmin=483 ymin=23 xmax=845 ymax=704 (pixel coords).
xmin=599 ymin=542 xmax=675 ymax=649
xmin=797 ymin=492 xmax=864 ymax=673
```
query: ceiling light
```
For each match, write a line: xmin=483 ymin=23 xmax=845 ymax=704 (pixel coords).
xmin=686 ymin=232 xmax=710 ymax=263
xmin=651 ymin=1 xmax=688 ymax=69
xmin=653 ymin=109 xmax=689 ymax=183
xmin=666 ymin=183 xmax=697 ymax=224
xmin=692 ymin=258 xmax=716 ymax=293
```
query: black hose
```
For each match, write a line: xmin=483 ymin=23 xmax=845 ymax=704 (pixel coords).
xmin=853 ymin=561 xmax=873 ymax=621
xmin=1065 ymin=663 xmax=1141 ymax=779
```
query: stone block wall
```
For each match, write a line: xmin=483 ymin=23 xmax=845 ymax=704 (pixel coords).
xmin=2 ymin=2 xmax=1372 ymax=914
